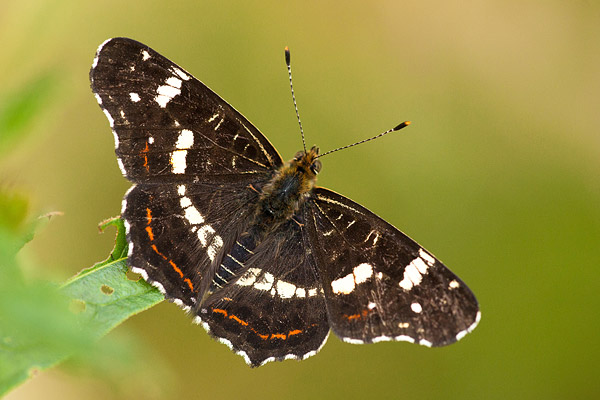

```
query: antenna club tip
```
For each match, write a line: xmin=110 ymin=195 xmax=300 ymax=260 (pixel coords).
xmin=393 ymin=121 xmax=411 ymax=131
xmin=284 ymin=47 xmax=291 ymax=64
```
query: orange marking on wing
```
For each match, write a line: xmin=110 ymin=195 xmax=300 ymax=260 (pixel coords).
xmin=142 ymin=142 xmax=149 ymax=172
xmin=344 ymin=309 xmax=369 ymax=321
xmin=146 ymin=208 xmax=152 ymax=224
xmin=213 ymin=308 xmax=228 ymax=316
xmin=229 ymin=314 xmax=248 ymax=326
xmin=271 ymin=333 xmax=287 ymax=340
xmin=168 ymin=260 xmax=184 ymax=278
xmin=145 ymin=226 xmax=154 ymax=241
xmin=257 ymin=333 xmax=269 ymax=340
xmin=288 ymin=329 xmax=302 ymax=336
xmin=184 ymin=278 xmax=194 ymax=292
xmin=151 ymin=244 xmax=168 ymax=260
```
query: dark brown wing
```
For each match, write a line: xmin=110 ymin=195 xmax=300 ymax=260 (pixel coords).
xmin=305 ymin=187 xmax=480 ymax=347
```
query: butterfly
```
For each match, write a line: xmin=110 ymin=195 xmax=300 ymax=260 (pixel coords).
xmin=90 ymin=37 xmax=480 ymax=367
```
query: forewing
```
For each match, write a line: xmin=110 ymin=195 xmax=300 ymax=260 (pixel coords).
xmin=124 ymin=181 xmax=258 ymax=308
xmin=198 ymin=218 xmax=330 ymax=367
xmin=305 ymin=188 xmax=480 ymax=347
xmin=90 ymin=37 xmax=283 ymax=184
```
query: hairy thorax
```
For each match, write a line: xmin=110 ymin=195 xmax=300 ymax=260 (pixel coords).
xmin=252 ymin=146 xmax=322 ymax=235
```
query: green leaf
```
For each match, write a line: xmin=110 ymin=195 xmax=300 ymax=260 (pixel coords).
xmin=61 ymin=217 xmax=164 ymax=339
xmin=0 ymin=216 xmax=164 ymax=396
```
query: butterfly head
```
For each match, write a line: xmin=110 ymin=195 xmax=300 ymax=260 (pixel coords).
xmin=291 ymin=145 xmax=322 ymax=177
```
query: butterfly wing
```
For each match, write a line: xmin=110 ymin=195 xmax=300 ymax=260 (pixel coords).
xmin=90 ymin=37 xmax=283 ymax=185
xmin=123 ymin=181 xmax=258 ymax=308
xmin=90 ymin=37 xmax=283 ymax=306
xmin=198 ymin=218 xmax=330 ymax=366
xmin=305 ymin=188 xmax=480 ymax=347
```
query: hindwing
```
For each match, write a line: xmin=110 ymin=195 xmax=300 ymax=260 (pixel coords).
xmin=123 ymin=181 xmax=259 ymax=308
xmin=305 ymin=188 xmax=480 ymax=347
xmin=198 ymin=217 xmax=330 ymax=366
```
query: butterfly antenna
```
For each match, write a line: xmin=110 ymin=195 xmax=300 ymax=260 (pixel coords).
xmin=317 ymin=121 xmax=411 ymax=159
xmin=285 ymin=47 xmax=307 ymax=154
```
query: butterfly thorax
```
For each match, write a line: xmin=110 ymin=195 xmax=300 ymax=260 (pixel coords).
xmin=251 ymin=146 xmax=322 ymax=236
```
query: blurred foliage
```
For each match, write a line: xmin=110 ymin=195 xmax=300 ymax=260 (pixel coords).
xmin=0 ymin=72 xmax=57 ymax=156
xmin=0 ymin=74 xmax=164 ymax=395
xmin=0 ymin=211 xmax=164 ymax=396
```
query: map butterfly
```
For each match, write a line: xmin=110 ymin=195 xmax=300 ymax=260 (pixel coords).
xmin=90 ymin=38 xmax=480 ymax=367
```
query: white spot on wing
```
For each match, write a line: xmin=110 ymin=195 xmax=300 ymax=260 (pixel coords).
xmin=177 ymin=185 xmax=186 ymax=196
xmin=237 ymin=268 xmax=261 ymax=286
xmin=419 ymin=248 xmax=435 ymax=265
xmin=155 ymin=95 xmax=169 ymax=108
xmin=276 ymin=280 xmax=297 ymax=299
xmin=207 ymin=235 xmax=223 ymax=261
xmin=413 ymin=257 xmax=429 ymax=274
xmin=148 ymin=136 xmax=154 ymax=144
xmin=353 ymin=263 xmax=373 ymax=284
xmin=166 ymin=76 xmax=182 ymax=88
xmin=170 ymin=150 xmax=187 ymax=173
xmin=253 ymin=272 xmax=275 ymax=291
xmin=141 ymin=50 xmax=151 ymax=61
xmin=173 ymin=67 xmax=190 ymax=80
xmin=184 ymin=205 xmax=204 ymax=225
xmin=449 ymin=279 xmax=460 ymax=289
xmin=331 ymin=273 xmax=355 ymax=295
xmin=295 ymin=287 xmax=306 ymax=297
xmin=180 ymin=196 xmax=192 ymax=208
xmin=197 ymin=225 xmax=215 ymax=247
xmin=175 ymin=129 xmax=194 ymax=149
xmin=129 ymin=92 xmax=140 ymax=102
xmin=399 ymin=255 xmax=431 ymax=291
xmin=411 ymin=302 xmax=423 ymax=313
xmin=399 ymin=264 xmax=422 ymax=290
xmin=155 ymin=79 xmax=181 ymax=108
xmin=331 ymin=263 xmax=373 ymax=294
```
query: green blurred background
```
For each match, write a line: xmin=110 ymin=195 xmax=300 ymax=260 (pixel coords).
xmin=2 ymin=0 xmax=599 ymax=399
